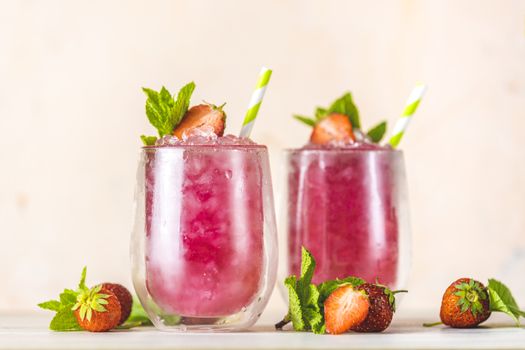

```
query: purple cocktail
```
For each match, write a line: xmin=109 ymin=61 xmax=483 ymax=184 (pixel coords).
xmin=133 ymin=135 xmax=278 ymax=330
xmin=286 ymin=142 xmax=408 ymax=288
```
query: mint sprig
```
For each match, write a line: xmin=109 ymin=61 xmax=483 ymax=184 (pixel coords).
xmin=276 ymin=247 xmax=367 ymax=334
xmin=366 ymin=121 xmax=387 ymax=143
xmin=488 ymin=278 xmax=525 ymax=326
xmin=327 ymin=92 xmax=360 ymax=129
xmin=141 ymin=82 xmax=196 ymax=144
xmin=37 ymin=267 xmax=87 ymax=331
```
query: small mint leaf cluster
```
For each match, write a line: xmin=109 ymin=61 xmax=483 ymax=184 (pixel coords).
xmin=293 ymin=92 xmax=388 ymax=143
xmin=37 ymin=267 xmax=88 ymax=331
xmin=141 ymin=82 xmax=196 ymax=145
xmin=454 ymin=279 xmax=487 ymax=315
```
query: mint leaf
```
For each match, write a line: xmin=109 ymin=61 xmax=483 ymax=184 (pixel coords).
xmin=317 ymin=276 xmax=365 ymax=304
xmin=298 ymin=247 xmax=315 ymax=289
xmin=488 ymin=278 xmax=523 ymax=326
xmin=366 ymin=121 xmax=387 ymax=143
xmin=284 ymin=276 xmax=304 ymax=331
xmin=140 ymin=135 xmax=157 ymax=146
xmin=49 ymin=308 xmax=82 ymax=331
xmin=38 ymin=300 xmax=61 ymax=312
xmin=143 ymin=87 xmax=173 ymax=137
xmin=293 ymin=115 xmax=316 ymax=127
xmin=327 ymin=92 xmax=360 ymax=129
xmin=60 ymin=289 xmax=78 ymax=305
xmin=278 ymin=247 xmax=325 ymax=333
xmin=171 ymin=82 xmax=195 ymax=128
xmin=315 ymin=107 xmax=327 ymax=121
xmin=124 ymin=296 xmax=152 ymax=326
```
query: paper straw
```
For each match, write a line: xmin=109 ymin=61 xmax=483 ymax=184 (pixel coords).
xmin=239 ymin=67 xmax=272 ymax=138
xmin=388 ymin=84 xmax=427 ymax=148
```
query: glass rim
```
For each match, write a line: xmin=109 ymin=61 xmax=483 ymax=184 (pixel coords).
xmin=142 ymin=144 xmax=268 ymax=150
xmin=283 ymin=146 xmax=403 ymax=154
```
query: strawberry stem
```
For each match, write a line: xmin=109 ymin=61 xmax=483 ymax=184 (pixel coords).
xmin=423 ymin=321 xmax=443 ymax=327
xmin=275 ymin=314 xmax=291 ymax=330
xmin=392 ymin=290 xmax=408 ymax=294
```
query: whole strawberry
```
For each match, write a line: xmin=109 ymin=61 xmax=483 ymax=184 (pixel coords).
xmin=72 ymin=285 xmax=122 ymax=332
xmin=440 ymin=278 xmax=491 ymax=328
xmin=99 ymin=283 xmax=132 ymax=325
xmin=351 ymin=283 xmax=403 ymax=332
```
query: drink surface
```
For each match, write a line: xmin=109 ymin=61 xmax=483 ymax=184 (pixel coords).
xmin=144 ymin=135 xmax=266 ymax=317
xmin=287 ymin=142 xmax=401 ymax=286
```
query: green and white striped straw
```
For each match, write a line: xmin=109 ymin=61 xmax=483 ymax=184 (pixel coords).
xmin=388 ymin=84 xmax=427 ymax=148
xmin=239 ymin=67 xmax=272 ymax=138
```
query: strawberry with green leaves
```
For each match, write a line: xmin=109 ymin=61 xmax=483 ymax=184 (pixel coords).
xmin=141 ymin=82 xmax=227 ymax=145
xmin=38 ymin=267 xmax=151 ymax=332
xmin=294 ymin=92 xmax=387 ymax=145
xmin=72 ymin=284 xmax=121 ymax=332
xmin=425 ymin=278 xmax=525 ymax=328
xmin=276 ymin=247 xmax=404 ymax=334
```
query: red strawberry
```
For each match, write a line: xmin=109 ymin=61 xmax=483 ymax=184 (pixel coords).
xmin=440 ymin=278 xmax=491 ymax=328
xmin=324 ymin=284 xmax=369 ymax=334
xmin=351 ymin=283 xmax=404 ymax=332
xmin=173 ymin=103 xmax=226 ymax=139
xmin=73 ymin=285 xmax=121 ymax=332
xmin=99 ymin=283 xmax=132 ymax=325
xmin=310 ymin=113 xmax=355 ymax=145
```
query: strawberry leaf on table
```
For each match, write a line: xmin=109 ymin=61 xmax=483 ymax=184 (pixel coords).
xmin=366 ymin=121 xmax=387 ymax=143
xmin=141 ymin=82 xmax=195 ymax=144
xmin=120 ymin=296 xmax=153 ymax=327
xmin=327 ymin=92 xmax=360 ymax=129
xmin=49 ymin=308 xmax=82 ymax=331
xmin=487 ymin=278 xmax=524 ymax=326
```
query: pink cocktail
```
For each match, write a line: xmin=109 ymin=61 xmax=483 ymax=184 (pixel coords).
xmin=132 ymin=135 xmax=278 ymax=331
xmin=286 ymin=143 xmax=409 ymax=288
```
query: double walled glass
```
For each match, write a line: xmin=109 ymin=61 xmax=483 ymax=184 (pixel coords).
xmin=132 ymin=144 xmax=278 ymax=331
xmin=283 ymin=148 xmax=411 ymax=290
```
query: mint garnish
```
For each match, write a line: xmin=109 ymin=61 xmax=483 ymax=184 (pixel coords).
xmin=293 ymin=115 xmax=316 ymax=127
xmin=488 ymin=278 xmax=525 ymax=326
xmin=140 ymin=135 xmax=157 ymax=146
xmin=141 ymin=82 xmax=195 ymax=144
xmin=280 ymin=247 xmax=324 ymax=334
xmin=276 ymin=247 xmax=367 ymax=334
xmin=366 ymin=121 xmax=387 ymax=143
xmin=327 ymin=92 xmax=360 ymax=129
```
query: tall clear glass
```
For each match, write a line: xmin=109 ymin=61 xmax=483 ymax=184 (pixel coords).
xmin=283 ymin=148 xmax=411 ymax=290
xmin=131 ymin=144 xmax=278 ymax=331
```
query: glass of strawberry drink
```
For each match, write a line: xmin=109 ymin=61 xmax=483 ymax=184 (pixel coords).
xmin=284 ymin=93 xmax=412 ymax=290
xmin=132 ymin=82 xmax=278 ymax=331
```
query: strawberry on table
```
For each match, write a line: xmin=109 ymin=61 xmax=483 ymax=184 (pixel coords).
xmin=99 ymin=283 xmax=133 ymax=325
xmin=351 ymin=283 xmax=405 ymax=332
xmin=324 ymin=284 xmax=369 ymax=335
xmin=72 ymin=285 xmax=121 ymax=332
xmin=439 ymin=278 xmax=491 ymax=328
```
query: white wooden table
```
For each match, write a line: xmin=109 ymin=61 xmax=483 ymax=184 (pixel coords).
xmin=1 ymin=312 xmax=524 ymax=349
